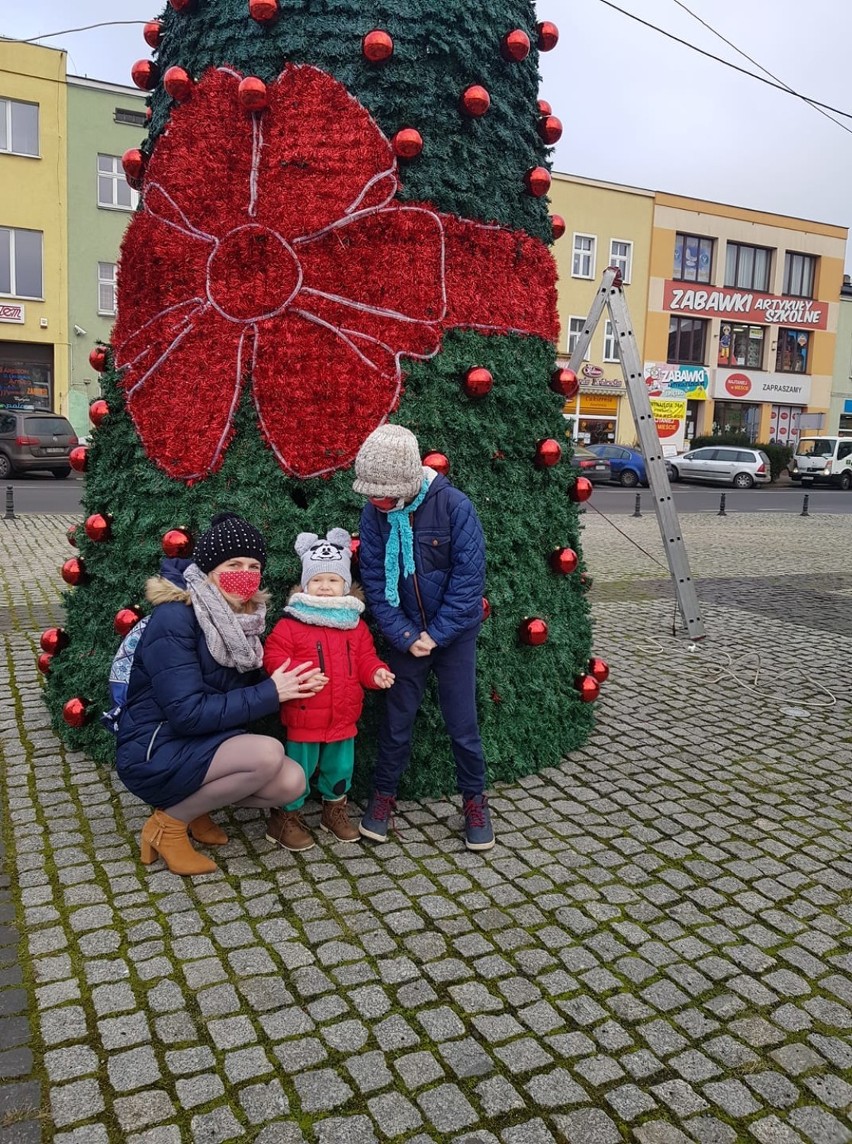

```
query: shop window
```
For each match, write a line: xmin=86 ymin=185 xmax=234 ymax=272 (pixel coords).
xmin=718 ymin=322 xmax=765 ymax=369
xmin=97 ymin=154 xmax=139 ymax=211
xmin=712 ymin=401 xmax=761 ymax=443
xmin=673 ymin=233 xmax=713 ymax=283
xmin=609 ymin=239 xmax=632 ymax=283
xmin=775 ymin=328 xmax=810 ymax=373
xmin=603 ymin=320 xmax=619 ymax=362
xmin=783 ymin=252 xmax=816 ymax=298
xmin=98 ymin=262 xmax=117 ymax=315
xmin=667 ymin=316 xmax=707 ymax=365
xmin=572 ymin=234 xmax=596 ymax=279
xmin=0 ymin=98 xmax=39 ymax=157
xmin=725 ymin=242 xmax=772 ymax=292
xmin=567 ymin=316 xmax=589 ymax=359
xmin=0 ymin=227 xmax=43 ymax=299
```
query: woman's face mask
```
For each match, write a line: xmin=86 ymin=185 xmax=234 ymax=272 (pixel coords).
xmin=213 ymin=563 xmax=262 ymax=601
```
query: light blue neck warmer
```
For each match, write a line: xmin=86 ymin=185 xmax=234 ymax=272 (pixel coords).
xmin=385 ymin=479 xmax=429 ymax=606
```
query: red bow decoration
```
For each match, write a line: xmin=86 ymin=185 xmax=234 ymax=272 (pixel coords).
xmin=113 ymin=65 xmax=558 ymax=481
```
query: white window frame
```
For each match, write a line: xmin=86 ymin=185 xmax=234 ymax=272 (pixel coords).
xmin=572 ymin=233 xmax=596 ymax=280
xmin=603 ymin=320 xmax=620 ymax=363
xmin=97 ymin=154 xmax=139 ymax=211
xmin=0 ymin=226 xmax=44 ymax=300
xmin=98 ymin=261 xmax=117 ymax=316
xmin=0 ymin=98 xmax=39 ymax=157
xmin=567 ymin=316 xmax=590 ymax=360
xmin=609 ymin=238 xmax=633 ymax=284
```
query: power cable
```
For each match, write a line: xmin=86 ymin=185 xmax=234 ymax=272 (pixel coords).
xmin=19 ymin=21 xmax=148 ymax=44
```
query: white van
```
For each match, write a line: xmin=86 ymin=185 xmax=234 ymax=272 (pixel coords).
xmin=789 ymin=437 xmax=852 ymax=489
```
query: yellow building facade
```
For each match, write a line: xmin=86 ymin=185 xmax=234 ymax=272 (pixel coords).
xmin=0 ymin=41 xmax=68 ymax=417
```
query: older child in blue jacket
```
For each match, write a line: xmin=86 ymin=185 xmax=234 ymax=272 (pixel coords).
xmin=353 ymin=424 xmax=494 ymax=850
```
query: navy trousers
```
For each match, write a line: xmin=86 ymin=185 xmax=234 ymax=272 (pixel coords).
xmin=373 ymin=624 xmax=486 ymax=797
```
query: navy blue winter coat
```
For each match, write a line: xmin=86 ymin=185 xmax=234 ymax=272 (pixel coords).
xmin=115 ymin=559 xmax=279 ymax=810
xmin=358 ymin=474 xmax=486 ymax=652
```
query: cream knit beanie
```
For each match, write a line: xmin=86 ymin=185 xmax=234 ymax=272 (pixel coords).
xmin=352 ymin=424 xmax=423 ymax=500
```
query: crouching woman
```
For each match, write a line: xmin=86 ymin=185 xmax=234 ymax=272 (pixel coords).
xmin=116 ymin=512 xmax=325 ymax=876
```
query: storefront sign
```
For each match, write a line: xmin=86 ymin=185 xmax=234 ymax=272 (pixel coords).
xmin=712 ymin=370 xmax=812 ymax=405
xmin=644 ymin=361 xmax=709 ymax=400
xmin=578 ymin=363 xmax=625 ymax=393
xmin=0 ymin=362 xmax=52 ymax=410
xmin=650 ymin=397 xmax=688 ymax=453
xmin=663 ymin=281 xmax=828 ymax=330
xmin=580 ymin=393 xmax=619 ymax=415
xmin=0 ymin=303 xmax=25 ymax=324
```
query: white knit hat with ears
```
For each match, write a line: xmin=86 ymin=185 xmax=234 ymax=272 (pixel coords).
xmin=295 ymin=528 xmax=353 ymax=592
xmin=352 ymin=424 xmax=423 ymax=501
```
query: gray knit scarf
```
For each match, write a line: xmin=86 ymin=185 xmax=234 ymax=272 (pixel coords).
xmin=184 ymin=563 xmax=266 ymax=673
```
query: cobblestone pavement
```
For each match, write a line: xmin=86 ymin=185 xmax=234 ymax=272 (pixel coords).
xmin=0 ymin=512 xmax=850 ymax=1144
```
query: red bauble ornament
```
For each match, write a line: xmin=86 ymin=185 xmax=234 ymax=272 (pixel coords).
xmin=535 ymin=438 xmax=562 ymax=468
xmin=85 ymin=513 xmax=112 ymax=542
xmin=463 ymin=367 xmax=493 ymax=398
xmin=69 ymin=446 xmax=88 ymax=473
xmin=537 ymin=99 xmax=552 ymax=116
xmin=525 ymin=166 xmax=551 ymax=197
xmin=423 ymin=451 xmax=450 ymax=476
xmin=538 ymin=115 xmax=563 ymax=145
xmin=568 ymin=477 xmax=594 ymax=503
xmin=362 ymin=30 xmax=394 ymax=63
xmin=350 ymin=535 xmax=361 ymax=568
xmin=37 ymin=653 xmax=53 ymax=676
xmin=131 ymin=60 xmax=160 ymax=91
xmin=580 ymin=572 xmax=593 ymax=591
xmin=551 ymin=214 xmax=566 ymax=240
xmin=145 ymin=106 xmax=153 ymax=123
xmin=61 ymin=557 xmax=86 ymax=586
xmin=169 ymin=0 xmax=193 ymax=9
xmin=550 ymin=547 xmax=578 ymax=575
xmin=143 ymin=20 xmax=163 ymax=49
xmin=550 ymin=367 xmax=579 ymax=398
xmin=162 ymin=528 xmax=193 ymax=558
xmin=537 ymin=21 xmax=560 ymax=51
xmin=502 ymin=29 xmax=531 ymax=61
xmin=121 ymin=149 xmax=145 ymax=190
xmin=461 ymin=85 xmax=491 ymax=117
xmin=519 ymin=618 xmax=548 ymax=646
xmin=40 ymin=628 xmax=69 ymax=655
xmin=62 ymin=698 xmax=90 ymax=729
xmin=238 ymin=77 xmax=268 ymax=111
xmin=164 ymin=66 xmax=193 ymax=102
xmin=89 ymin=399 xmax=109 ymax=427
xmin=576 ymin=674 xmax=601 ymax=703
xmin=89 ymin=347 xmax=107 ymax=373
xmin=115 ymin=607 xmax=143 ymax=637
xmin=589 ymin=656 xmax=610 ymax=683
xmin=66 ymin=525 xmax=79 ymax=548
xmin=393 ymin=128 xmax=423 ymax=159
xmin=482 ymin=597 xmax=491 ymax=621
xmin=249 ymin=0 xmax=279 ymax=22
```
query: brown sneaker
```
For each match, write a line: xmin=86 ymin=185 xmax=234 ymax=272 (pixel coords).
xmin=265 ymin=807 xmax=314 ymax=852
xmin=320 ymin=797 xmax=361 ymax=843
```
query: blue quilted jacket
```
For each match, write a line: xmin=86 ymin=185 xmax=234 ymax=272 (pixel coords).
xmin=358 ymin=474 xmax=486 ymax=651
xmin=115 ymin=559 xmax=280 ymax=809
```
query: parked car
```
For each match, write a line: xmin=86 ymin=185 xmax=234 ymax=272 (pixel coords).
xmin=789 ymin=436 xmax=852 ymax=489
xmin=571 ymin=444 xmax=612 ymax=483
xmin=588 ymin=444 xmax=648 ymax=487
xmin=0 ymin=410 xmax=78 ymax=479
xmin=668 ymin=446 xmax=770 ymax=489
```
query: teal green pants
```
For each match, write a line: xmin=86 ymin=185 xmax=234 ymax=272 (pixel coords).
xmin=284 ymin=738 xmax=355 ymax=811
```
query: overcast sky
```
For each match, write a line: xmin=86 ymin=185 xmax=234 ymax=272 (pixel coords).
xmin=5 ymin=0 xmax=852 ymax=262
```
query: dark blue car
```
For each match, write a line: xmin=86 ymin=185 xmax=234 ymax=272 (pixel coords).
xmin=588 ymin=444 xmax=648 ymax=487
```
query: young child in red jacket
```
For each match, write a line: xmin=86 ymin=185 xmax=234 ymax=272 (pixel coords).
xmin=263 ymin=528 xmax=394 ymax=851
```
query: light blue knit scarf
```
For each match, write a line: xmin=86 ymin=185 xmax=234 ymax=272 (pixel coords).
xmin=384 ymin=479 xmax=429 ymax=606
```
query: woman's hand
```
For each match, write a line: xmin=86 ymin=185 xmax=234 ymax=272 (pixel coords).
xmin=269 ymin=659 xmax=328 ymax=702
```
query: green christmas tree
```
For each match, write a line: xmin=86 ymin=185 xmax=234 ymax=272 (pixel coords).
xmin=44 ymin=0 xmax=598 ymax=798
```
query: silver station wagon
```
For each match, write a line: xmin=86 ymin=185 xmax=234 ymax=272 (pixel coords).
xmin=668 ymin=446 xmax=771 ymax=489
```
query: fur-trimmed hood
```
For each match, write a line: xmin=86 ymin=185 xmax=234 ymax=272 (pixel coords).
xmin=146 ymin=558 xmax=193 ymax=606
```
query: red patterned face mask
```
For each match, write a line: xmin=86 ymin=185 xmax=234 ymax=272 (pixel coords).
xmin=217 ymin=570 xmax=262 ymax=601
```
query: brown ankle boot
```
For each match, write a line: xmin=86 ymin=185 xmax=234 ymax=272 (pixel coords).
xmin=140 ymin=810 xmax=218 ymax=876
xmin=321 ymin=797 xmax=361 ymax=842
xmin=266 ymin=808 xmax=315 ymax=852
xmin=188 ymin=813 xmax=228 ymax=846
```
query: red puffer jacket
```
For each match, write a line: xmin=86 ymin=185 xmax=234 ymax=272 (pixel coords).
xmin=263 ymin=605 xmax=388 ymax=743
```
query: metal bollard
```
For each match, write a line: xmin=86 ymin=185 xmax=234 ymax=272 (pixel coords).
xmin=632 ymin=493 xmax=641 ymax=518
xmin=801 ymin=494 xmax=810 ymax=517
xmin=4 ymin=486 xmax=14 ymax=521
xmin=718 ymin=493 xmax=727 ymax=517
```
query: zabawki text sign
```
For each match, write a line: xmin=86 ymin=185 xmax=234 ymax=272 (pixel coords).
xmin=663 ymin=282 xmax=828 ymax=330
